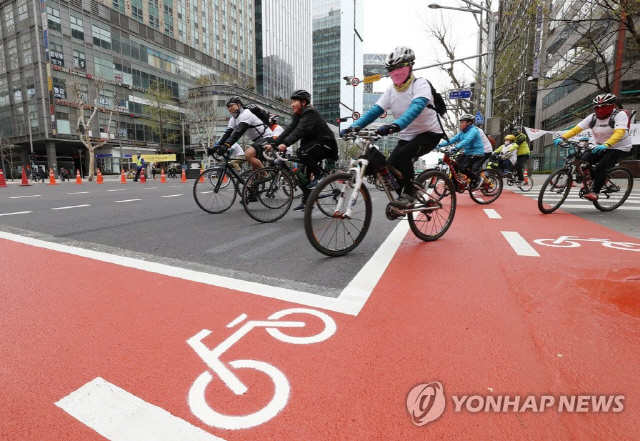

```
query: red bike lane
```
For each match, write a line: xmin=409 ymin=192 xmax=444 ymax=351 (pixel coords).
xmin=1 ymin=190 xmax=638 ymax=441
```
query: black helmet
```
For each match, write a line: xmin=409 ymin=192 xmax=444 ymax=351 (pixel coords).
xmin=512 ymin=125 xmax=523 ymax=134
xmin=290 ymin=89 xmax=311 ymax=102
xmin=226 ymin=96 xmax=243 ymax=107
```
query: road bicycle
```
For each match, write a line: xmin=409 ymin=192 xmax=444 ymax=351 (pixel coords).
xmin=486 ymin=155 xmax=534 ymax=192
xmin=533 ymin=235 xmax=640 ymax=251
xmin=186 ymin=308 xmax=336 ymax=430
xmin=240 ymin=150 xmax=342 ymax=223
xmin=193 ymin=151 xmax=251 ymax=214
xmin=303 ymin=130 xmax=457 ymax=257
xmin=537 ymin=140 xmax=633 ymax=214
xmin=436 ymin=148 xmax=503 ymax=204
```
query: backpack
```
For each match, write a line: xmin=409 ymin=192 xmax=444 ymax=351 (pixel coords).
xmin=244 ymin=104 xmax=271 ymax=126
xmin=487 ymin=135 xmax=497 ymax=147
xmin=425 ymin=80 xmax=447 ymax=116
xmin=589 ymin=108 xmax=631 ymax=129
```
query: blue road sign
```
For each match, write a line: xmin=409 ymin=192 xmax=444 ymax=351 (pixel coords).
xmin=475 ymin=111 xmax=485 ymax=124
xmin=448 ymin=89 xmax=472 ymax=100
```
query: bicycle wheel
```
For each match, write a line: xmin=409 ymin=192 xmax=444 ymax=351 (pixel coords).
xmin=409 ymin=170 xmax=456 ymax=241
xmin=519 ymin=175 xmax=534 ymax=192
xmin=242 ymin=167 xmax=294 ymax=223
xmin=313 ymin=178 xmax=344 ymax=217
xmin=193 ymin=168 xmax=238 ymax=214
xmin=304 ymin=173 xmax=372 ymax=257
xmin=538 ymin=168 xmax=572 ymax=214
xmin=468 ymin=169 xmax=503 ymax=205
xmin=593 ymin=166 xmax=633 ymax=212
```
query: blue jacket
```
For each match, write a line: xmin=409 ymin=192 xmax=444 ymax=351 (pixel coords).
xmin=440 ymin=125 xmax=484 ymax=155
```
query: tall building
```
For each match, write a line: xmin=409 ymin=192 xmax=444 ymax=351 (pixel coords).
xmin=0 ymin=0 xmax=256 ymax=177
xmin=255 ymin=0 xmax=313 ymax=101
xmin=362 ymin=53 xmax=396 ymax=154
xmin=312 ymin=0 xmax=363 ymax=127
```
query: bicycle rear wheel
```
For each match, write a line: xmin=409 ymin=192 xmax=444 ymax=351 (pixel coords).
xmin=468 ymin=169 xmax=503 ymax=204
xmin=519 ymin=175 xmax=534 ymax=192
xmin=193 ymin=168 xmax=238 ymax=214
xmin=593 ymin=166 xmax=633 ymax=212
xmin=409 ymin=170 xmax=456 ymax=241
xmin=538 ymin=168 xmax=572 ymax=214
xmin=242 ymin=167 xmax=294 ymax=223
xmin=304 ymin=173 xmax=372 ymax=257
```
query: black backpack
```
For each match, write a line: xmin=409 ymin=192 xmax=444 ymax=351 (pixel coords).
xmin=589 ymin=108 xmax=632 ymax=129
xmin=244 ymin=104 xmax=271 ymax=126
xmin=425 ymin=80 xmax=447 ymax=116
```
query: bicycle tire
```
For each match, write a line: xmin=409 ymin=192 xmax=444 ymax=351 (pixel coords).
xmin=193 ymin=168 xmax=238 ymax=214
xmin=538 ymin=168 xmax=572 ymax=214
xmin=304 ymin=173 xmax=372 ymax=257
xmin=519 ymin=175 xmax=534 ymax=192
xmin=409 ymin=170 xmax=456 ymax=242
xmin=468 ymin=169 xmax=503 ymax=205
xmin=242 ymin=167 xmax=294 ymax=223
xmin=593 ymin=166 xmax=633 ymax=212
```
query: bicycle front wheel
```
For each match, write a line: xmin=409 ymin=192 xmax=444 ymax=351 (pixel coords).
xmin=594 ymin=166 xmax=633 ymax=212
xmin=304 ymin=173 xmax=372 ymax=257
xmin=242 ymin=167 xmax=294 ymax=223
xmin=193 ymin=168 xmax=238 ymax=214
xmin=409 ymin=170 xmax=456 ymax=241
xmin=468 ymin=169 xmax=503 ymax=205
xmin=538 ymin=168 xmax=572 ymax=214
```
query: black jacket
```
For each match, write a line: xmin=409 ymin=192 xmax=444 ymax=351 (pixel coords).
xmin=275 ymin=106 xmax=338 ymax=151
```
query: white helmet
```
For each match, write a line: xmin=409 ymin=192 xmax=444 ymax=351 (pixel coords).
xmin=385 ymin=46 xmax=415 ymax=68
xmin=459 ymin=114 xmax=475 ymax=122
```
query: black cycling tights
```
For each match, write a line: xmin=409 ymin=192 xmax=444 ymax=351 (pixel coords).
xmin=387 ymin=131 xmax=443 ymax=196
xmin=582 ymin=149 xmax=624 ymax=193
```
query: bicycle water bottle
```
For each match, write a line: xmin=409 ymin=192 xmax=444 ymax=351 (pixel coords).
xmin=293 ymin=167 xmax=309 ymax=186
xmin=380 ymin=167 xmax=400 ymax=191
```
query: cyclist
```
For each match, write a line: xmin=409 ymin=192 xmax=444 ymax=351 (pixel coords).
xmin=340 ymin=46 xmax=444 ymax=208
xmin=507 ymin=126 xmax=530 ymax=183
xmin=208 ymin=96 xmax=273 ymax=172
xmin=438 ymin=114 xmax=485 ymax=188
xmin=474 ymin=125 xmax=494 ymax=172
xmin=577 ymin=135 xmax=591 ymax=149
xmin=269 ymin=89 xmax=339 ymax=210
xmin=228 ymin=143 xmax=245 ymax=173
xmin=269 ymin=114 xmax=284 ymax=138
xmin=493 ymin=135 xmax=517 ymax=173
xmin=553 ymin=93 xmax=632 ymax=201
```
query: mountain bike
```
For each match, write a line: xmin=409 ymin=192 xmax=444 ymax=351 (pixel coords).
xmin=193 ymin=151 xmax=250 ymax=214
xmin=303 ymin=130 xmax=457 ymax=257
xmin=486 ymin=155 xmax=534 ymax=192
xmin=436 ymin=148 xmax=503 ymax=204
xmin=537 ymin=140 xmax=633 ymax=214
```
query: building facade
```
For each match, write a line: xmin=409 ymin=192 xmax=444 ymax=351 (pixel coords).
xmin=0 ymin=0 xmax=256 ymax=178
xmin=312 ymin=0 xmax=363 ymax=128
xmin=255 ymin=0 xmax=313 ymax=102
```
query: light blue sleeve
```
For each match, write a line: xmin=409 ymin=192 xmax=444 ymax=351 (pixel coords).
xmin=394 ymin=97 xmax=428 ymax=130
xmin=440 ymin=131 xmax=461 ymax=147
xmin=351 ymin=105 xmax=384 ymax=129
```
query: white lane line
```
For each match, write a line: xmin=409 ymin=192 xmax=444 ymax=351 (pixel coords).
xmin=169 ymin=185 xmax=183 ymax=188
xmin=501 ymin=231 xmax=540 ymax=257
xmin=0 ymin=211 xmax=32 ymax=217
xmin=161 ymin=194 xmax=183 ymax=198
xmin=55 ymin=377 xmax=225 ymax=441
xmin=107 ymin=189 xmax=127 ymax=192
xmin=114 ymin=199 xmax=142 ymax=203
xmin=483 ymin=208 xmax=502 ymax=219
xmin=9 ymin=195 xmax=41 ymax=199
xmin=142 ymin=187 xmax=158 ymax=190
xmin=0 ymin=224 xmax=408 ymax=316
xmin=67 ymin=191 xmax=90 ymax=194
xmin=51 ymin=204 xmax=90 ymax=210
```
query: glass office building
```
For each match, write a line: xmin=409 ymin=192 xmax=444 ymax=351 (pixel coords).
xmin=312 ymin=0 xmax=363 ymax=127
xmin=255 ymin=0 xmax=313 ymax=101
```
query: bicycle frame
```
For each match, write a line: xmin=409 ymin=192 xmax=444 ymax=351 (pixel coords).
xmin=206 ymin=153 xmax=247 ymax=194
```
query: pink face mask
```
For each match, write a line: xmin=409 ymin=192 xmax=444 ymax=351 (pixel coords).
xmin=390 ymin=66 xmax=412 ymax=86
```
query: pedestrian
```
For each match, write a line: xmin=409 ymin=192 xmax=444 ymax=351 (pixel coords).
xmin=59 ymin=167 xmax=67 ymax=182
xmin=151 ymin=162 xmax=157 ymax=180
xmin=133 ymin=152 xmax=145 ymax=182
xmin=39 ymin=168 xmax=45 ymax=183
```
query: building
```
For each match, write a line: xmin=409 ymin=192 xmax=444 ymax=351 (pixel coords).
xmin=312 ymin=0 xmax=363 ymax=128
xmin=361 ymin=53 xmax=396 ymax=154
xmin=0 ymin=0 xmax=256 ymax=178
xmin=255 ymin=0 xmax=313 ymax=101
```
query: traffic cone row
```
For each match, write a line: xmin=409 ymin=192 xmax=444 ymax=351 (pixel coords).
xmin=76 ymin=169 xmax=82 ymax=185
xmin=0 ymin=169 xmax=7 ymax=188
xmin=47 ymin=169 xmax=59 ymax=186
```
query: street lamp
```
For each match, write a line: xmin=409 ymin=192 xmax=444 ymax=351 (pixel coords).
xmin=427 ymin=4 xmax=482 ymax=13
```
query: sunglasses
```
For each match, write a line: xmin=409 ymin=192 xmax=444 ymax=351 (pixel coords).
xmin=386 ymin=62 xmax=412 ymax=72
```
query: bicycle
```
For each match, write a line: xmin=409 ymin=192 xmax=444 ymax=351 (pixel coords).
xmin=537 ymin=140 xmax=633 ymax=214
xmin=533 ymin=235 xmax=640 ymax=251
xmin=486 ymin=155 xmax=534 ymax=192
xmin=436 ymin=147 xmax=503 ymax=205
xmin=193 ymin=151 xmax=251 ymax=214
xmin=187 ymin=308 xmax=336 ymax=430
xmin=303 ymin=130 xmax=457 ymax=257
xmin=240 ymin=150 xmax=342 ymax=223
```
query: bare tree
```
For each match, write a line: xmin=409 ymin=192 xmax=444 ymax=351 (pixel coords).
xmin=186 ymin=90 xmax=225 ymax=155
xmin=146 ymin=80 xmax=181 ymax=154
xmin=68 ymin=75 xmax=114 ymax=181
xmin=0 ymin=137 xmax=17 ymax=180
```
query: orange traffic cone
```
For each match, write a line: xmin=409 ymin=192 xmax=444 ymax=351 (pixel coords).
xmin=160 ymin=168 xmax=166 ymax=184
xmin=199 ymin=164 xmax=205 ymax=183
xmin=524 ymin=169 xmax=529 ymax=185
xmin=181 ymin=168 xmax=187 ymax=183
xmin=75 ymin=169 xmax=82 ymax=185
xmin=96 ymin=168 xmax=104 ymax=184
xmin=0 ymin=169 xmax=7 ymax=188
xmin=20 ymin=167 xmax=31 ymax=187
xmin=140 ymin=167 xmax=146 ymax=183
xmin=120 ymin=169 xmax=127 ymax=184
xmin=47 ymin=168 xmax=59 ymax=185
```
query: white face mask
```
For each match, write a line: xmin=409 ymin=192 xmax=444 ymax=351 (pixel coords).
xmin=504 ymin=140 xmax=511 ymax=146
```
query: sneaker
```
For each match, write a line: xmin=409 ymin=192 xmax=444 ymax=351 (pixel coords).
xmin=390 ymin=194 xmax=415 ymax=209
xmin=306 ymin=174 xmax=326 ymax=189
xmin=292 ymin=202 xmax=306 ymax=211
xmin=584 ymin=192 xmax=598 ymax=201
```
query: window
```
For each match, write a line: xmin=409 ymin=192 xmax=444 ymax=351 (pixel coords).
xmin=132 ymin=0 xmax=143 ymax=21
xmin=47 ymin=6 xmax=61 ymax=32
xmin=73 ymin=48 xmax=86 ymax=70
xmin=71 ymin=15 xmax=84 ymax=40
xmin=112 ymin=0 xmax=125 ymax=13
xmin=7 ymin=39 xmax=19 ymax=71
xmin=12 ymin=74 xmax=22 ymax=103
xmin=4 ymin=5 xmax=15 ymax=34
xmin=21 ymin=33 xmax=32 ymax=66
xmin=26 ymin=77 xmax=35 ymax=100
xmin=53 ymin=77 xmax=66 ymax=99
xmin=18 ymin=0 xmax=28 ymax=22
